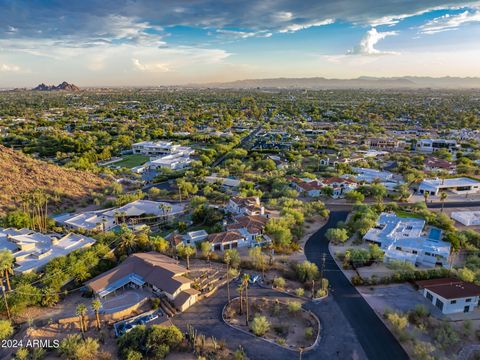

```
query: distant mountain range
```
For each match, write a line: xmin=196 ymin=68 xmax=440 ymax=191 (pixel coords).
xmin=33 ymin=81 xmax=80 ymax=91
xmin=197 ymin=76 xmax=480 ymax=89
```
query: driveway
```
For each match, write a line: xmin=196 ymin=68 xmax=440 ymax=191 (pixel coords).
xmin=304 ymin=211 xmax=409 ymax=360
xmin=172 ymin=282 xmax=366 ymax=359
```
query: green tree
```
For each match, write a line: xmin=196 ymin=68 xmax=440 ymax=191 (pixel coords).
xmin=0 ymin=319 xmax=13 ymax=340
xmin=76 ymin=304 xmax=88 ymax=335
xmin=296 ymin=261 xmax=319 ymax=283
xmin=325 ymin=228 xmax=349 ymax=245
xmin=177 ymin=244 xmax=196 ymax=270
xmin=248 ymin=247 xmax=267 ymax=278
xmin=345 ymin=190 xmax=365 ymax=203
xmin=242 ymin=274 xmax=250 ymax=326
xmin=224 ymin=249 xmax=241 ymax=269
xmin=200 ymin=241 xmax=212 ymax=263
xmin=0 ymin=250 xmax=14 ymax=291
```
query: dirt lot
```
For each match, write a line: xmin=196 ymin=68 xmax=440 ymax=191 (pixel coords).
xmin=224 ymin=296 xmax=319 ymax=351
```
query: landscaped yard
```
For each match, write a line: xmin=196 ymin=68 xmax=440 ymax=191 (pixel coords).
xmin=113 ymin=154 xmax=149 ymax=168
xmin=223 ymin=296 xmax=319 ymax=351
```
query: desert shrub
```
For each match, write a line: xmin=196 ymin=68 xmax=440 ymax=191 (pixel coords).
xmin=250 ymin=315 xmax=270 ymax=336
xmin=408 ymin=304 xmax=430 ymax=327
xmin=276 ymin=338 xmax=286 ymax=345
xmin=0 ymin=320 xmax=13 ymax=340
xmin=413 ymin=340 xmax=435 ymax=360
xmin=295 ymin=288 xmax=305 ymax=297
xmin=433 ymin=322 xmax=459 ymax=350
xmin=287 ymin=301 xmax=302 ymax=313
xmin=273 ymin=277 xmax=286 ymax=289
xmin=305 ymin=327 xmax=314 ymax=339
xmin=351 ymin=275 xmax=364 ymax=286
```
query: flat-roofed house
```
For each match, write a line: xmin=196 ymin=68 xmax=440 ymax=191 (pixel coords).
xmin=0 ymin=228 xmax=96 ymax=274
xmin=85 ymin=252 xmax=199 ymax=312
xmin=416 ymin=278 xmax=480 ymax=314
xmin=451 ymin=211 xmax=480 ymax=226
xmin=417 ymin=139 xmax=459 ymax=154
xmin=417 ymin=177 xmax=480 ymax=196
xmin=363 ymin=213 xmax=451 ymax=268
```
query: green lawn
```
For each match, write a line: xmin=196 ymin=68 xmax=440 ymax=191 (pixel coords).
xmin=114 ymin=154 xmax=149 ymax=168
xmin=395 ymin=209 xmax=425 ymax=219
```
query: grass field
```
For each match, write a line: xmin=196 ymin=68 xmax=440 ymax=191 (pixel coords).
xmin=114 ymin=154 xmax=149 ymax=168
xmin=395 ymin=209 xmax=425 ymax=219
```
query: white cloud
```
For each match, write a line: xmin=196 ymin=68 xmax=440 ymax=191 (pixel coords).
xmin=0 ymin=63 xmax=20 ymax=72
xmin=348 ymin=28 xmax=398 ymax=55
xmin=279 ymin=19 xmax=335 ymax=33
xmin=420 ymin=10 xmax=480 ymax=34
xmin=132 ymin=58 xmax=170 ymax=72
xmin=216 ymin=29 xmax=272 ymax=39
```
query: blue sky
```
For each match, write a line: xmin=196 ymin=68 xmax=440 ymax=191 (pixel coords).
xmin=0 ymin=0 xmax=480 ymax=86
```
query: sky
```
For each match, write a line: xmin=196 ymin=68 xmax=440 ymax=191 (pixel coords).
xmin=1 ymin=0 xmax=480 ymax=86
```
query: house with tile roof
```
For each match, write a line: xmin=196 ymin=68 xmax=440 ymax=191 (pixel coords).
xmin=207 ymin=231 xmax=247 ymax=251
xmin=85 ymin=252 xmax=199 ymax=312
xmin=226 ymin=215 xmax=269 ymax=245
xmin=226 ymin=196 xmax=265 ymax=216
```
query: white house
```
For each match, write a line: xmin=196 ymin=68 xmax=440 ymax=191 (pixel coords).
xmin=205 ymin=175 xmax=241 ymax=189
xmin=416 ymin=278 xmax=480 ymax=314
xmin=226 ymin=197 xmax=265 ymax=216
xmin=417 ymin=177 xmax=480 ymax=196
xmin=207 ymin=231 xmax=248 ymax=251
xmin=56 ymin=200 xmax=185 ymax=232
xmin=132 ymin=141 xmax=193 ymax=157
xmin=289 ymin=177 xmax=323 ymax=197
xmin=226 ymin=215 xmax=269 ymax=246
xmin=0 ymin=228 xmax=96 ymax=274
xmin=417 ymin=139 xmax=458 ymax=154
xmin=363 ymin=213 xmax=451 ymax=268
xmin=147 ymin=153 xmax=193 ymax=170
xmin=183 ymin=230 xmax=209 ymax=245
xmin=321 ymin=177 xmax=358 ymax=199
xmin=451 ymin=211 xmax=480 ymax=226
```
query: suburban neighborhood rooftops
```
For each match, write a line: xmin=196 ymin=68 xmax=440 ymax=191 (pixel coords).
xmin=419 ymin=177 xmax=480 ymax=191
xmin=227 ymin=215 xmax=268 ymax=234
xmin=416 ymin=278 xmax=480 ymax=299
xmin=103 ymin=200 xmax=185 ymax=218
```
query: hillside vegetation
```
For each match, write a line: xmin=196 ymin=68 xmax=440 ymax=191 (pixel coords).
xmin=0 ymin=145 xmax=110 ymax=214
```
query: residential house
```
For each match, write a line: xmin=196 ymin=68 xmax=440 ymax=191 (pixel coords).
xmin=132 ymin=141 xmax=194 ymax=157
xmin=207 ymin=231 xmax=247 ymax=251
xmin=322 ymin=177 xmax=358 ymax=198
xmin=416 ymin=139 xmax=459 ymax=154
xmin=205 ymin=175 xmax=241 ymax=189
xmin=349 ymin=167 xmax=404 ymax=191
xmin=424 ymin=157 xmax=456 ymax=174
xmin=85 ymin=252 xmax=199 ymax=312
xmin=416 ymin=278 xmax=480 ymax=314
xmin=451 ymin=211 xmax=480 ymax=226
xmin=0 ymin=228 xmax=96 ymax=274
xmin=226 ymin=197 xmax=265 ymax=216
xmin=183 ymin=230 xmax=209 ymax=245
xmin=147 ymin=153 xmax=193 ymax=170
xmin=366 ymin=138 xmax=402 ymax=150
xmin=363 ymin=213 xmax=451 ymax=268
xmin=226 ymin=215 xmax=269 ymax=246
xmin=417 ymin=177 xmax=480 ymax=196
xmin=290 ymin=177 xmax=323 ymax=197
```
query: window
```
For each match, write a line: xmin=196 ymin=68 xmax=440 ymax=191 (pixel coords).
xmin=466 ymin=298 xmax=472 ymax=303
xmin=426 ymin=292 xmax=433 ymax=302
xmin=412 ymin=250 xmax=418 ymax=254
xmin=396 ymin=246 xmax=402 ymax=251
xmin=435 ymin=298 xmax=444 ymax=311
xmin=450 ymin=300 xmax=456 ymax=304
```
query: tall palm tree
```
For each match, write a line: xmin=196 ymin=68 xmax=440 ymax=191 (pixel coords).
xmin=91 ymin=299 xmax=102 ymax=330
xmin=119 ymin=231 xmax=136 ymax=255
xmin=76 ymin=304 xmax=88 ymax=336
xmin=440 ymin=192 xmax=448 ymax=212
xmin=0 ymin=250 xmax=14 ymax=291
xmin=242 ymin=274 xmax=250 ymax=326
xmin=224 ymin=252 xmax=231 ymax=303
xmin=423 ymin=191 xmax=429 ymax=204
xmin=237 ymin=284 xmax=243 ymax=315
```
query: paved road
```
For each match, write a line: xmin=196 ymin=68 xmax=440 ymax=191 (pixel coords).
xmin=427 ymin=200 xmax=480 ymax=209
xmin=211 ymin=125 xmax=262 ymax=167
xmin=304 ymin=211 xmax=409 ymax=360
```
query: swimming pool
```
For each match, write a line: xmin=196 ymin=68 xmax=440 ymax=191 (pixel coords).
xmin=428 ymin=228 xmax=442 ymax=240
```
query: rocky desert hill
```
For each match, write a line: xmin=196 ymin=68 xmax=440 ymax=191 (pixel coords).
xmin=33 ymin=81 xmax=80 ymax=91
xmin=0 ymin=145 xmax=110 ymax=214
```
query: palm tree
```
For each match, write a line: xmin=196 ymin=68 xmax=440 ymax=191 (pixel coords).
xmin=224 ymin=252 xmax=232 ymax=303
xmin=76 ymin=304 xmax=88 ymax=336
xmin=440 ymin=191 xmax=448 ymax=212
xmin=91 ymin=299 xmax=102 ymax=330
xmin=180 ymin=245 xmax=196 ymax=270
xmin=237 ymin=283 xmax=244 ymax=315
xmin=242 ymin=274 xmax=250 ymax=326
xmin=119 ymin=231 xmax=136 ymax=255
xmin=423 ymin=191 xmax=429 ymax=204
xmin=0 ymin=250 xmax=14 ymax=291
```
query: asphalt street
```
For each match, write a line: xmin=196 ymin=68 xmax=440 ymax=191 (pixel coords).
xmin=304 ymin=211 xmax=409 ymax=360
